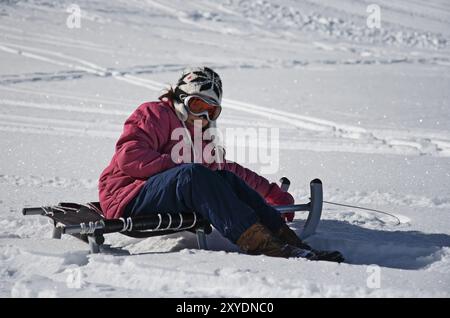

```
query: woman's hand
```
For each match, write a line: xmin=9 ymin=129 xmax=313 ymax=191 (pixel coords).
xmin=265 ymin=184 xmax=295 ymax=222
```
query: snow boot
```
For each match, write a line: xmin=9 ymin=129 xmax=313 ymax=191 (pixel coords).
xmin=307 ymin=250 xmax=345 ymax=263
xmin=276 ymin=224 xmax=345 ymax=263
xmin=236 ymin=223 xmax=309 ymax=258
xmin=275 ymin=223 xmax=312 ymax=250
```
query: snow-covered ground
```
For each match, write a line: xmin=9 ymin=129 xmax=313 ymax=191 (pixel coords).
xmin=1 ymin=0 xmax=449 ymax=297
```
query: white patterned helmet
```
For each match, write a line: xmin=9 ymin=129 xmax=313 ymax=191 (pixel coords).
xmin=173 ymin=67 xmax=223 ymax=121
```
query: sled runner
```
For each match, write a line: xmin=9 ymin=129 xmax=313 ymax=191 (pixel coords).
xmin=22 ymin=202 xmax=212 ymax=254
xmin=22 ymin=178 xmax=323 ymax=254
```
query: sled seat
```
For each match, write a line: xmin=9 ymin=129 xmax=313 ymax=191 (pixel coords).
xmin=22 ymin=202 xmax=212 ymax=254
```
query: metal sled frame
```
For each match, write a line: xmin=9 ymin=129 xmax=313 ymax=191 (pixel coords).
xmin=277 ymin=178 xmax=323 ymax=240
xmin=22 ymin=203 xmax=212 ymax=254
xmin=22 ymin=178 xmax=323 ymax=253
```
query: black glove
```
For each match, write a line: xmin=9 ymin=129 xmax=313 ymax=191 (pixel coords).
xmin=307 ymin=249 xmax=345 ymax=263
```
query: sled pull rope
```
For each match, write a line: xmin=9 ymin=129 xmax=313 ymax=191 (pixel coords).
xmin=42 ymin=205 xmax=69 ymax=216
xmin=119 ymin=217 xmax=134 ymax=232
xmin=80 ymin=221 xmax=97 ymax=235
xmin=41 ymin=206 xmax=54 ymax=216
xmin=176 ymin=213 xmax=184 ymax=230
xmin=56 ymin=205 xmax=77 ymax=213
xmin=155 ymin=214 xmax=162 ymax=230
xmin=323 ymin=201 xmax=401 ymax=225
xmin=85 ymin=202 xmax=103 ymax=215
xmin=191 ymin=212 xmax=197 ymax=229
xmin=165 ymin=214 xmax=173 ymax=230
xmin=127 ymin=218 xmax=133 ymax=231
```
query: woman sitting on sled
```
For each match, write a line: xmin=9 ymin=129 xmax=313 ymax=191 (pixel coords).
xmin=98 ymin=67 xmax=343 ymax=262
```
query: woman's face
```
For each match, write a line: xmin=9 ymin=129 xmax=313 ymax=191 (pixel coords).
xmin=186 ymin=112 xmax=209 ymax=128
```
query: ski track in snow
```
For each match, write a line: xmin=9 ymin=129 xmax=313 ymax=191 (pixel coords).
xmin=0 ymin=174 xmax=97 ymax=190
xmin=1 ymin=39 xmax=449 ymax=156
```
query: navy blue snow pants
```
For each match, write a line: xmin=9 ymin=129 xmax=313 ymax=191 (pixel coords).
xmin=124 ymin=163 xmax=284 ymax=243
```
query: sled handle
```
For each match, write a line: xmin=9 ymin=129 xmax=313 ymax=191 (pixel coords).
xmin=274 ymin=203 xmax=311 ymax=212
xmin=279 ymin=177 xmax=291 ymax=192
xmin=22 ymin=207 xmax=46 ymax=216
xmin=275 ymin=178 xmax=322 ymax=239
xmin=300 ymin=179 xmax=322 ymax=239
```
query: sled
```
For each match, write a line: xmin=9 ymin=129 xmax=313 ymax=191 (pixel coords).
xmin=22 ymin=202 xmax=212 ymax=254
xmin=278 ymin=178 xmax=323 ymax=240
xmin=22 ymin=178 xmax=323 ymax=253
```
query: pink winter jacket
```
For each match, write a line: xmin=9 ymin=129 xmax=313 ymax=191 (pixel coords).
xmin=98 ymin=100 xmax=294 ymax=219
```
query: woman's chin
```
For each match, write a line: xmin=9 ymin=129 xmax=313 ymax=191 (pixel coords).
xmin=187 ymin=118 xmax=208 ymax=128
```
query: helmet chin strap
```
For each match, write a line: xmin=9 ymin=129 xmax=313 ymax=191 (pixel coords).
xmin=172 ymin=97 xmax=222 ymax=168
xmin=180 ymin=118 xmax=198 ymax=162
xmin=173 ymin=100 xmax=189 ymax=122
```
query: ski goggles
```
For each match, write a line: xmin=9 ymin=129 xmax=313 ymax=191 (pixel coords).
xmin=184 ymin=95 xmax=222 ymax=121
